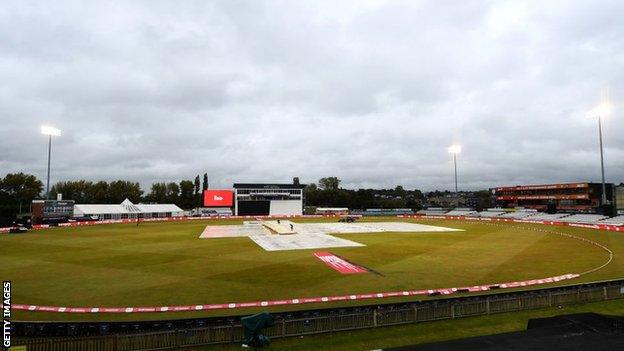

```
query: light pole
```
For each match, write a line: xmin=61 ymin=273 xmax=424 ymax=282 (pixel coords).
xmin=586 ymin=103 xmax=612 ymax=205
xmin=41 ymin=125 xmax=61 ymax=200
xmin=448 ymin=144 xmax=462 ymax=207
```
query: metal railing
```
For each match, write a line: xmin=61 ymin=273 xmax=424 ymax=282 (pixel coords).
xmin=12 ymin=279 xmax=624 ymax=351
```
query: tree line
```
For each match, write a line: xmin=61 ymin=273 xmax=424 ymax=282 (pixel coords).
xmin=2 ymin=173 xmax=490 ymax=222
xmin=304 ymin=177 xmax=425 ymax=210
xmin=0 ymin=172 xmax=212 ymax=221
xmin=0 ymin=173 xmax=44 ymax=220
xmin=49 ymin=173 xmax=212 ymax=210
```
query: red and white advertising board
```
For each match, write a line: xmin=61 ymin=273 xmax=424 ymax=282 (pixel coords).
xmin=203 ymin=190 xmax=234 ymax=207
xmin=11 ymin=273 xmax=580 ymax=314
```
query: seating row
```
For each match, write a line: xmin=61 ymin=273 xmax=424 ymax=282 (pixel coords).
xmin=417 ymin=209 xmax=622 ymax=225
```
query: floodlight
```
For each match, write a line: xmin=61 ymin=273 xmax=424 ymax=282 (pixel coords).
xmin=41 ymin=125 xmax=61 ymax=136
xmin=448 ymin=144 xmax=462 ymax=154
xmin=586 ymin=101 xmax=613 ymax=205
xmin=587 ymin=103 xmax=612 ymax=119
xmin=41 ymin=125 xmax=62 ymax=199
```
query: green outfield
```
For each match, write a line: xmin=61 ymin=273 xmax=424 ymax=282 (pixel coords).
xmin=1 ymin=217 xmax=622 ymax=322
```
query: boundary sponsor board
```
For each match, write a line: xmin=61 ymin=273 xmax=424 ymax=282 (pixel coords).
xmin=1 ymin=214 xmax=622 ymax=234
xmin=0 ymin=215 xmax=337 ymax=233
xmin=314 ymin=251 xmax=368 ymax=274
xmin=10 ymin=274 xmax=579 ymax=314
xmin=396 ymin=215 xmax=623 ymax=232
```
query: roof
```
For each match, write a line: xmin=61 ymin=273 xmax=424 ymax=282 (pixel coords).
xmin=136 ymin=204 xmax=184 ymax=212
xmin=74 ymin=200 xmax=183 ymax=215
xmin=233 ymin=183 xmax=306 ymax=189
xmin=493 ymin=182 xmax=615 ymax=192
xmin=74 ymin=204 xmax=127 ymax=215
xmin=122 ymin=198 xmax=141 ymax=212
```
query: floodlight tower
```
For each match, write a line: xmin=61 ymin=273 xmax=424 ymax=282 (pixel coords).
xmin=41 ymin=125 xmax=61 ymax=200
xmin=586 ymin=103 xmax=612 ymax=205
xmin=447 ymin=144 xmax=462 ymax=206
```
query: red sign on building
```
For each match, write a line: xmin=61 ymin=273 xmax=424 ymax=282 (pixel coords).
xmin=203 ymin=190 xmax=234 ymax=207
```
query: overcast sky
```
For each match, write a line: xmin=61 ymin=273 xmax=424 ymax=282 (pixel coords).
xmin=1 ymin=1 xmax=623 ymax=191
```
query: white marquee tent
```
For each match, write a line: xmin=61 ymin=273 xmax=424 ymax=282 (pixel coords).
xmin=74 ymin=199 xmax=184 ymax=220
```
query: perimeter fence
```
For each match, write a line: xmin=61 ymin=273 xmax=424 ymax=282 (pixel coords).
xmin=12 ymin=279 xmax=624 ymax=351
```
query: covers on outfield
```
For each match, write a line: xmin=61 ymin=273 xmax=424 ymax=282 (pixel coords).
xmin=199 ymin=221 xmax=463 ymax=251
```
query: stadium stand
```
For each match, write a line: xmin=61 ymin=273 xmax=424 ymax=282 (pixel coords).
xmin=557 ymin=214 xmax=609 ymax=224
xmin=417 ymin=208 xmax=448 ymax=215
xmin=497 ymin=210 xmax=537 ymax=219
xmin=599 ymin=215 xmax=624 ymax=226
xmin=445 ymin=208 xmax=478 ymax=216
xmin=524 ymin=213 xmax=570 ymax=221
xmin=315 ymin=207 xmax=349 ymax=215
xmin=192 ymin=207 xmax=233 ymax=217
xmin=352 ymin=209 xmax=415 ymax=216
xmin=476 ymin=209 xmax=506 ymax=218
xmin=414 ymin=206 xmax=623 ymax=226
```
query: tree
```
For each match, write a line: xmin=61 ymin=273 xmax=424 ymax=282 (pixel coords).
xmin=193 ymin=175 xmax=201 ymax=208
xmin=0 ymin=173 xmax=43 ymax=215
xmin=202 ymin=173 xmax=209 ymax=191
xmin=300 ymin=182 xmax=425 ymax=210
xmin=353 ymin=189 xmax=375 ymax=209
xmin=194 ymin=175 xmax=200 ymax=195
xmin=1 ymin=173 xmax=43 ymax=200
xmin=473 ymin=190 xmax=494 ymax=211
xmin=88 ymin=181 xmax=110 ymax=203
xmin=50 ymin=180 xmax=93 ymax=203
xmin=394 ymin=185 xmax=406 ymax=198
xmin=303 ymin=183 xmax=318 ymax=206
xmin=108 ymin=180 xmax=142 ymax=203
xmin=410 ymin=189 xmax=425 ymax=201
xmin=146 ymin=183 xmax=167 ymax=203
xmin=293 ymin=177 xmax=300 ymax=185
xmin=165 ymin=182 xmax=180 ymax=203
xmin=318 ymin=177 xmax=341 ymax=190
xmin=179 ymin=180 xmax=195 ymax=209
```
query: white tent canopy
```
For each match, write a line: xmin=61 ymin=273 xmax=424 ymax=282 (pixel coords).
xmin=74 ymin=199 xmax=183 ymax=220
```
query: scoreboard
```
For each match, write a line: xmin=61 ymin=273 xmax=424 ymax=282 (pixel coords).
xmin=31 ymin=200 xmax=75 ymax=224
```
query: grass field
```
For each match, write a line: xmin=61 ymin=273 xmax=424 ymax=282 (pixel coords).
xmin=1 ymin=216 xmax=622 ymax=322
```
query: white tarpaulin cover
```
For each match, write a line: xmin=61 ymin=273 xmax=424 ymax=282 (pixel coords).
xmin=199 ymin=221 xmax=463 ymax=251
